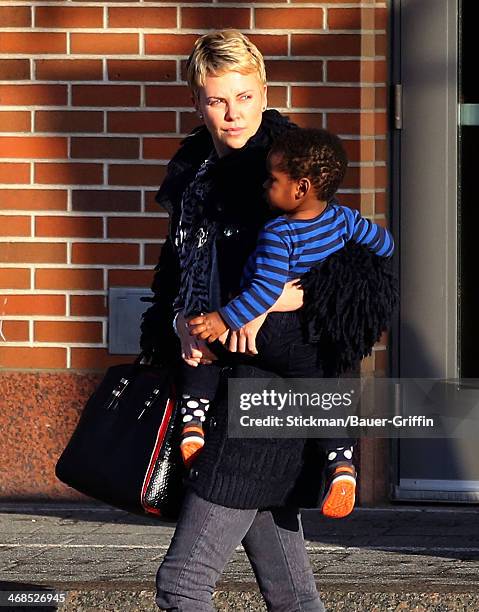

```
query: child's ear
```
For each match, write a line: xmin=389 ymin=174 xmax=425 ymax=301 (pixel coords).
xmin=296 ymin=178 xmax=310 ymax=199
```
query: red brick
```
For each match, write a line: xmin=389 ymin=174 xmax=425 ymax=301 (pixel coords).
xmin=143 ymin=137 xmax=182 ymax=160
xmin=72 ymin=85 xmax=140 ymax=107
xmin=71 ymin=33 xmax=138 ymax=55
xmin=0 ymin=33 xmax=66 ymax=54
xmin=71 ymin=137 xmax=139 ymax=160
xmin=72 ymin=190 xmax=141 ymax=213
xmin=71 ymin=243 xmax=139 ymax=265
xmin=35 ymin=6 xmax=103 ymax=28
xmin=36 ymin=60 xmax=102 ymax=81
xmin=35 ymin=111 xmax=103 ymax=134
xmin=35 ymin=321 xmax=102 ymax=343
xmin=248 ymin=35 xmax=288 ymax=56
xmin=291 ymin=86 xmax=376 ymax=109
xmin=108 ymin=164 xmax=165 ymax=187
xmin=0 ymin=243 xmax=66 ymax=264
xmin=0 ymin=85 xmax=67 ymax=106
xmin=108 ymin=111 xmax=175 ymax=134
xmin=328 ymin=8 xmax=387 ymax=31
xmin=145 ymin=191 xmax=160 ymax=213
xmin=108 ymin=60 xmax=175 ymax=82
xmin=326 ymin=112 xmax=387 ymax=136
xmin=266 ymin=60 xmax=323 ymax=83
xmin=0 ymin=321 xmax=29 ymax=342
xmin=249 ymin=88 xmax=275 ymax=110
xmin=375 ymin=87 xmax=387 ymax=108
xmin=0 ymin=136 xmax=67 ymax=159
xmin=375 ymin=191 xmax=386 ymax=214
xmin=145 ymin=34 xmax=201 ymax=56
xmin=0 ymin=216 xmax=30 ymax=237
xmin=35 ymin=163 xmax=103 ymax=185
xmin=0 ymin=190 xmax=67 ymax=211
xmin=285 ymin=113 xmax=323 ymax=129
xmin=0 ymin=60 xmax=30 ymax=80
xmin=35 ymin=268 xmax=104 ymax=290
xmin=0 ymin=112 xmax=30 ymax=132
xmin=375 ymin=139 xmax=387 ymax=161
xmin=107 ymin=217 xmax=167 ymax=239
xmin=327 ymin=60 xmax=387 ymax=83
xmin=70 ymin=348 xmax=134 ymax=370
xmin=181 ymin=8 xmax=249 ymax=29
xmin=109 ymin=7 xmax=176 ymax=28
xmin=108 ymin=269 xmax=153 ymax=287
xmin=145 ymin=243 xmax=162 ymax=265
xmin=342 ymin=139 xmax=377 ymax=163
xmin=1 ymin=294 xmax=65 ymax=316
xmin=180 ymin=112 xmax=203 ymax=134
xmin=291 ymin=34 xmax=361 ymax=57
xmin=70 ymin=295 xmax=107 ymax=317
xmin=0 ymin=268 xmax=30 ymax=289
xmin=0 ymin=6 xmax=31 ymax=27
xmin=0 ymin=163 xmax=30 ymax=184
xmin=336 ymin=192 xmax=365 ymax=212
xmin=0 ymin=347 xmax=66 ymax=369
xmin=145 ymin=85 xmax=192 ymax=108
xmin=255 ymin=8 xmax=324 ymax=29
xmin=35 ymin=216 xmax=103 ymax=238
xmin=342 ymin=165 xmax=387 ymax=190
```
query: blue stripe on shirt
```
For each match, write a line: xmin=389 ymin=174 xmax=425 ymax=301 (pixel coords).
xmin=219 ymin=203 xmax=394 ymax=330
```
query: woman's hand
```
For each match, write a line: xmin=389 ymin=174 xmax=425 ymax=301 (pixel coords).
xmin=227 ymin=312 xmax=267 ymax=354
xmin=176 ymin=310 xmax=215 ymax=366
xmin=269 ymin=279 xmax=304 ymax=312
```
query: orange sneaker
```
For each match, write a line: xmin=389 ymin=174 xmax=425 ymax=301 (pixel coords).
xmin=180 ymin=424 xmax=205 ymax=468
xmin=321 ymin=464 xmax=356 ymax=519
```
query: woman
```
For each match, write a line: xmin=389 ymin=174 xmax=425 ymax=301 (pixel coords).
xmin=141 ymin=30 xmax=327 ymax=612
xmin=141 ymin=29 xmax=396 ymax=612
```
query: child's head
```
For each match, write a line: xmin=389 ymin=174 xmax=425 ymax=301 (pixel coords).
xmin=266 ymin=128 xmax=348 ymax=211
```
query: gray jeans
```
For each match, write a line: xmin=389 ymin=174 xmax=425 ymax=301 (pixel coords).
xmin=156 ymin=490 xmax=326 ymax=612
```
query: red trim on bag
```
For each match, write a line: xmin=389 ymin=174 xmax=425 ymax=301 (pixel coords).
xmin=140 ymin=394 xmax=175 ymax=516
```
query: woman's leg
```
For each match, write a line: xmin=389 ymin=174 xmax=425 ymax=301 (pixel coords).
xmin=156 ymin=489 xmax=257 ymax=611
xmin=242 ymin=506 xmax=326 ymax=612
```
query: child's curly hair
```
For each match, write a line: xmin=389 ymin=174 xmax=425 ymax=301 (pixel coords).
xmin=269 ymin=128 xmax=348 ymax=201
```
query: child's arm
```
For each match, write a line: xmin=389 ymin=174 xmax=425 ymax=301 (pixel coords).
xmin=191 ymin=224 xmax=292 ymax=339
xmin=344 ymin=207 xmax=394 ymax=257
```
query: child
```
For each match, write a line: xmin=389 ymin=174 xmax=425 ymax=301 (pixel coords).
xmin=183 ymin=128 xmax=394 ymax=518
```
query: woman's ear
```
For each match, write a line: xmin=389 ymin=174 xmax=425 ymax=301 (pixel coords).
xmin=262 ymin=84 xmax=268 ymax=111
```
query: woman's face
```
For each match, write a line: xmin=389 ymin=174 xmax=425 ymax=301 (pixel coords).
xmin=195 ymin=71 xmax=267 ymax=158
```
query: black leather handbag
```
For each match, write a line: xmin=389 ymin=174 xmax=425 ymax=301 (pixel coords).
xmin=55 ymin=358 xmax=185 ymax=520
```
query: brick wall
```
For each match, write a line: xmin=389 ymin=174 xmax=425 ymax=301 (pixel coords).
xmin=0 ymin=1 xmax=388 ymax=372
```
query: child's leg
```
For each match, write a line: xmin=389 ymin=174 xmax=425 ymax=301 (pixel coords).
xmin=319 ymin=438 xmax=356 ymax=519
xmin=179 ymin=362 xmax=222 ymax=468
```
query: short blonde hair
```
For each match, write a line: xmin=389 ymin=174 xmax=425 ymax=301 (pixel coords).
xmin=186 ymin=30 xmax=267 ymax=96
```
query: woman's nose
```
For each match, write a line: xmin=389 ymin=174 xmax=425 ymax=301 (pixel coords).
xmin=225 ymin=102 xmax=240 ymax=121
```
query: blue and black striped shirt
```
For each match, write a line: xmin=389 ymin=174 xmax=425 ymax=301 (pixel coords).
xmin=219 ymin=203 xmax=394 ymax=330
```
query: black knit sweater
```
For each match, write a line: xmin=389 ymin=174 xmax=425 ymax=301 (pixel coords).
xmin=141 ymin=111 xmax=398 ymax=510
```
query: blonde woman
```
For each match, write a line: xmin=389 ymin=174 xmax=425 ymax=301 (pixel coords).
xmin=142 ymin=30 xmax=325 ymax=611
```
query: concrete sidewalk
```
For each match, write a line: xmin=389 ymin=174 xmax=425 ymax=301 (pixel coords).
xmin=0 ymin=503 xmax=479 ymax=611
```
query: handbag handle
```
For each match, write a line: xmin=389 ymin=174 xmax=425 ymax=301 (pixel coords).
xmin=104 ymin=352 xmax=149 ymax=411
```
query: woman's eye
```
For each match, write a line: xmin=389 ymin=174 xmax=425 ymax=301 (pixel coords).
xmin=240 ymin=95 xmax=252 ymax=101
xmin=208 ymin=99 xmax=222 ymax=106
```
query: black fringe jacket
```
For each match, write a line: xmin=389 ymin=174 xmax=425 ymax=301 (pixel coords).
xmin=140 ymin=111 xmax=398 ymax=509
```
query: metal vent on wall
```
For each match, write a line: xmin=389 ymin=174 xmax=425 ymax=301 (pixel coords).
xmin=108 ymin=287 xmax=152 ymax=355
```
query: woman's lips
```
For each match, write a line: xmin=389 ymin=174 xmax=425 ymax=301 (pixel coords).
xmin=223 ymin=127 xmax=245 ymax=135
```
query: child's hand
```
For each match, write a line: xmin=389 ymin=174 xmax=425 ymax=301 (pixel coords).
xmin=189 ymin=312 xmax=228 ymax=343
